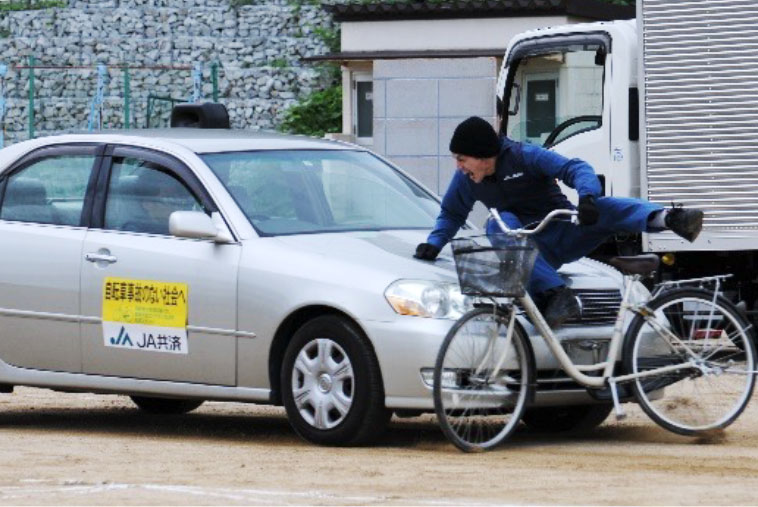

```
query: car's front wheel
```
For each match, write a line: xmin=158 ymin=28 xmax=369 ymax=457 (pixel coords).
xmin=130 ymin=396 xmax=204 ymax=415
xmin=280 ymin=315 xmax=390 ymax=446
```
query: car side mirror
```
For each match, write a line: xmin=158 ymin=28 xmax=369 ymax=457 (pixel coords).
xmin=169 ymin=211 xmax=232 ymax=243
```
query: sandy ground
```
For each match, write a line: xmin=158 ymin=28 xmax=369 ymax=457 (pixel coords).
xmin=2 ymin=387 xmax=758 ymax=505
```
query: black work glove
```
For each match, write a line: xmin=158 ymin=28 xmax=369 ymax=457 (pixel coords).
xmin=414 ymin=243 xmax=440 ymax=260
xmin=577 ymin=195 xmax=599 ymax=226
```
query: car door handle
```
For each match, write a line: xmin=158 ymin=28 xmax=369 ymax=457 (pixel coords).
xmin=85 ymin=253 xmax=117 ymax=264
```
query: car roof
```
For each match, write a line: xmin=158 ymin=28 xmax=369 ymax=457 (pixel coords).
xmin=25 ymin=129 xmax=358 ymax=154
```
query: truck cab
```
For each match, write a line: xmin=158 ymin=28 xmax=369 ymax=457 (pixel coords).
xmin=496 ymin=20 xmax=638 ymax=205
xmin=497 ymin=7 xmax=758 ymax=317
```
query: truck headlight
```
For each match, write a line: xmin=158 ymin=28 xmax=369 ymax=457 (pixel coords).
xmin=385 ymin=279 xmax=472 ymax=319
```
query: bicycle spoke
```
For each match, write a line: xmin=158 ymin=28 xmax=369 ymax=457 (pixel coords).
xmin=434 ymin=307 xmax=531 ymax=452
xmin=626 ymin=289 xmax=756 ymax=435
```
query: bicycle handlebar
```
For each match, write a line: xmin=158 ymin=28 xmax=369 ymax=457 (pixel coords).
xmin=488 ymin=208 xmax=578 ymax=236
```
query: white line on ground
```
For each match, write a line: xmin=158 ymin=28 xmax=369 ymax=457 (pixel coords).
xmin=0 ymin=481 xmax=495 ymax=505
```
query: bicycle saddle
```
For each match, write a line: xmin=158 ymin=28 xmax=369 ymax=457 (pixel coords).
xmin=605 ymin=254 xmax=660 ymax=276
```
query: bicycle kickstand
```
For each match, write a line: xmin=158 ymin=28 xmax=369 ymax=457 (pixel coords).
xmin=608 ymin=378 xmax=627 ymax=420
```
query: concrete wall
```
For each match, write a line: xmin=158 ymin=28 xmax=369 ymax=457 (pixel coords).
xmin=372 ymin=57 xmax=497 ymax=223
xmin=0 ymin=0 xmax=335 ymax=144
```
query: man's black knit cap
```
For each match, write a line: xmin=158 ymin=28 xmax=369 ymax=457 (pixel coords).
xmin=449 ymin=116 xmax=500 ymax=158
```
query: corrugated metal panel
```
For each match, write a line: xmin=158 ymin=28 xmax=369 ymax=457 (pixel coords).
xmin=642 ymin=0 xmax=758 ymax=230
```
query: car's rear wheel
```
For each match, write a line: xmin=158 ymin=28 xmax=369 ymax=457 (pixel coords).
xmin=280 ymin=315 xmax=390 ymax=446
xmin=130 ymin=396 xmax=204 ymax=415
xmin=521 ymin=404 xmax=613 ymax=433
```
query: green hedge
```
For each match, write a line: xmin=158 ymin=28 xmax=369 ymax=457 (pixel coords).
xmin=0 ymin=0 xmax=65 ymax=10
xmin=279 ymin=84 xmax=342 ymax=138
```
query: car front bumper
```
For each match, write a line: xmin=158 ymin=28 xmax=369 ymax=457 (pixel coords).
xmin=361 ymin=315 xmax=622 ymax=411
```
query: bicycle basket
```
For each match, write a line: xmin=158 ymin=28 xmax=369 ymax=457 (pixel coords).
xmin=451 ymin=234 xmax=538 ymax=297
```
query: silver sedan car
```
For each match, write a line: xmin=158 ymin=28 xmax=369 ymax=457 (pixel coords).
xmin=0 ymin=127 xmax=641 ymax=445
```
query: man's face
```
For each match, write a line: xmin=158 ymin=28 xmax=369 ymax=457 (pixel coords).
xmin=453 ymin=154 xmax=495 ymax=184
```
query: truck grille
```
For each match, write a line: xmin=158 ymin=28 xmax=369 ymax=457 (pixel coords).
xmin=565 ymin=289 xmax=622 ymax=326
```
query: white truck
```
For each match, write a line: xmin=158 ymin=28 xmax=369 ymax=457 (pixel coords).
xmin=496 ymin=0 xmax=758 ymax=318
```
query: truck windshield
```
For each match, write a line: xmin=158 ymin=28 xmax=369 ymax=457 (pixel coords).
xmin=202 ymin=150 xmax=440 ymax=236
xmin=506 ymin=44 xmax=605 ymax=147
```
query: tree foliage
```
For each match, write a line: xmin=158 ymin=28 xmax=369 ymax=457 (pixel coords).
xmin=278 ymin=84 xmax=342 ymax=138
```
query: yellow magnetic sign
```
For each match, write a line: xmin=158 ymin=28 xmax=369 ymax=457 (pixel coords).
xmin=102 ymin=277 xmax=188 ymax=328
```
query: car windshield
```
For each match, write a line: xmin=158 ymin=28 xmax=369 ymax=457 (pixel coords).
xmin=201 ymin=150 xmax=440 ymax=235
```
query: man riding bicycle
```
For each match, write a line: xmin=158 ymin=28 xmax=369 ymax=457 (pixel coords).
xmin=414 ymin=116 xmax=704 ymax=328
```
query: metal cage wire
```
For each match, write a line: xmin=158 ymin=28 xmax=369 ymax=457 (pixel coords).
xmin=451 ymin=233 xmax=538 ymax=297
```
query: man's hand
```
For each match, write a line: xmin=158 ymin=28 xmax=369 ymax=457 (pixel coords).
xmin=414 ymin=243 xmax=440 ymax=260
xmin=577 ymin=195 xmax=599 ymax=226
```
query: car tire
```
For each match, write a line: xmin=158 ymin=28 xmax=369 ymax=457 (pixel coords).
xmin=521 ymin=404 xmax=613 ymax=433
xmin=280 ymin=315 xmax=390 ymax=446
xmin=130 ymin=396 xmax=204 ymax=415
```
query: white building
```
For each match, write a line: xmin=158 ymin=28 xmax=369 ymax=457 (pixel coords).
xmin=311 ymin=0 xmax=633 ymax=197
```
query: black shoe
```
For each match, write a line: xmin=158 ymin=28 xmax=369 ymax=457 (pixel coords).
xmin=665 ymin=206 xmax=704 ymax=242
xmin=541 ymin=286 xmax=581 ymax=329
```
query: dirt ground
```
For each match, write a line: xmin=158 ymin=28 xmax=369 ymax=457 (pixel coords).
xmin=2 ymin=387 xmax=758 ymax=505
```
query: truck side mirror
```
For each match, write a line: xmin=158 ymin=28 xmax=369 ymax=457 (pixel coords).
xmin=595 ymin=48 xmax=606 ymax=66
xmin=508 ymin=83 xmax=521 ymax=115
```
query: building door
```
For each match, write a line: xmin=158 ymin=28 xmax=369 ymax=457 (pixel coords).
xmin=526 ymin=79 xmax=556 ymax=140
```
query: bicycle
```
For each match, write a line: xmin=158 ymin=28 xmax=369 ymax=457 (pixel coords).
xmin=433 ymin=208 xmax=757 ymax=452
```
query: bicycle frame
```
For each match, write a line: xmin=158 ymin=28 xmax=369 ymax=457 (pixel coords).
xmin=486 ymin=207 xmax=738 ymax=417
xmin=435 ymin=208 xmax=756 ymax=450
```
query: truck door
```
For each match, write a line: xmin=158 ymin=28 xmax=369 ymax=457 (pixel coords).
xmin=499 ymin=34 xmax=612 ymax=200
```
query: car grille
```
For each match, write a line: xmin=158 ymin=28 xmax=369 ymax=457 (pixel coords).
xmin=566 ymin=289 xmax=622 ymax=326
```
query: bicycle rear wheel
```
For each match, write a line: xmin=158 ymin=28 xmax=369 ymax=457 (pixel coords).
xmin=433 ymin=306 xmax=533 ymax=452
xmin=623 ymin=288 xmax=756 ymax=435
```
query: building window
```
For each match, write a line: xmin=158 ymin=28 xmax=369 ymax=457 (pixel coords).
xmin=353 ymin=73 xmax=373 ymax=143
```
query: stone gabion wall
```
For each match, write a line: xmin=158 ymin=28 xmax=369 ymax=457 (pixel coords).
xmin=0 ymin=0 xmax=335 ymax=144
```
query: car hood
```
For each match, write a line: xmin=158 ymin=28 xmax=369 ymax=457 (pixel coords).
xmin=274 ymin=229 xmax=459 ymax=283
xmin=272 ymin=230 xmax=622 ymax=290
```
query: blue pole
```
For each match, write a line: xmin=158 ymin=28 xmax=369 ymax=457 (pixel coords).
xmin=0 ymin=63 xmax=7 ymax=148
xmin=88 ymin=64 xmax=107 ymax=131
xmin=192 ymin=62 xmax=202 ymax=103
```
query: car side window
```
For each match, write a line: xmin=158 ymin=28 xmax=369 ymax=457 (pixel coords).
xmin=0 ymin=155 xmax=94 ymax=226
xmin=104 ymin=157 xmax=204 ymax=235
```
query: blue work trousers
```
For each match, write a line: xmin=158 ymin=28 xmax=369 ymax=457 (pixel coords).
xmin=485 ymin=197 xmax=662 ymax=295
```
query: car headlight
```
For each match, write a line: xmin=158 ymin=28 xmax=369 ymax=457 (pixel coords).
xmin=385 ymin=279 xmax=473 ymax=319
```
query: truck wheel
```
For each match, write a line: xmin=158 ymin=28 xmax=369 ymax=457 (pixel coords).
xmin=280 ymin=315 xmax=390 ymax=446
xmin=130 ymin=396 xmax=204 ymax=415
xmin=521 ymin=404 xmax=612 ymax=433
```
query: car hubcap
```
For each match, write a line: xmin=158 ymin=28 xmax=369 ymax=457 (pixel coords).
xmin=291 ymin=338 xmax=354 ymax=430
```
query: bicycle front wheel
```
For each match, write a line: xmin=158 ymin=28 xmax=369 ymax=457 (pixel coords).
xmin=433 ymin=306 xmax=533 ymax=452
xmin=623 ymin=288 xmax=756 ymax=435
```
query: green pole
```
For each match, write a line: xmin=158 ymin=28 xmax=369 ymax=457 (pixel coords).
xmin=211 ymin=62 xmax=218 ymax=102
xmin=28 ymin=55 xmax=34 ymax=139
xmin=123 ymin=66 xmax=131 ymax=129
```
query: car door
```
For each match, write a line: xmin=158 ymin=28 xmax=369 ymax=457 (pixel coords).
xmin=80 ymin=145 xmax=241 ymax=385
xmin=0 ymin=144 xmax=101 ymax=372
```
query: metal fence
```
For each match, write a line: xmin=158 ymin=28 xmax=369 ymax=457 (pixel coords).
xmin=0 ymin=58 xmax=221 ymax=146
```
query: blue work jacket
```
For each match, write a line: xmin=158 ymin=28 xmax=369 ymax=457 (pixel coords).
xmin=427 ymin=138 xmax=602 ymax=248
